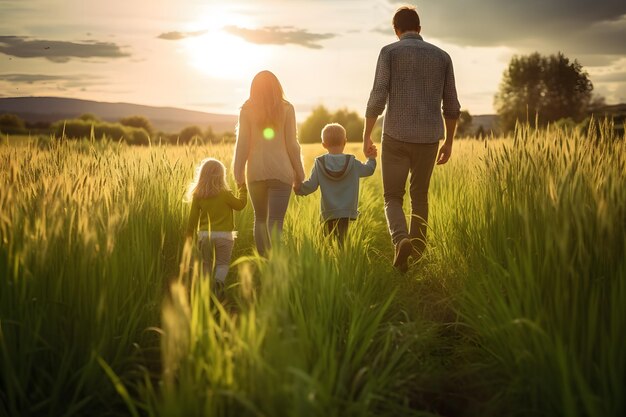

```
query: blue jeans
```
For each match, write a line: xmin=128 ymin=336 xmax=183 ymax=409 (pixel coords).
xmin=248 ymin=180 xmax=292 ymax=256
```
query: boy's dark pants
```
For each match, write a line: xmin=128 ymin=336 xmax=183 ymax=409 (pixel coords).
xmin=324 ymin=218 xmax=350 ymax=245
xmin=381 ymin=136 xmax=439 ymax=256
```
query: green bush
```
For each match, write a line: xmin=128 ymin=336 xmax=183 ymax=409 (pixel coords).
xmin=120 ymin=115 xmax=154 ymax=136
xmin=0 ymin=113 xmax=27 ymax=135
xmin=179 ymin=125 xmax=203 ymax=144
xmin=52 ymin=119 xmax=150 ymax=145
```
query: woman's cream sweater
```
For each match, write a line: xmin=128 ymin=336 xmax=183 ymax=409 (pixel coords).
xmin=233 ymin=102 xmax=305 ymax=186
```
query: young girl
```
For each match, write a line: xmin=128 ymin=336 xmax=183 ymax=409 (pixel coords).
xmin=186 ymin=158 xmax=247 ymax=286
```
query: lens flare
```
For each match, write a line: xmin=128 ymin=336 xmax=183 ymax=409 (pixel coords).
xmin=263 ymin=128 xmax=275 ymax=140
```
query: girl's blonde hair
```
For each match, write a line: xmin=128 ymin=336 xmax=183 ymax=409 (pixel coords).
xmin=186 ymin=158 xmax=230 ymax=201
xmin=242 ymin=70 xmax=287 ymax=129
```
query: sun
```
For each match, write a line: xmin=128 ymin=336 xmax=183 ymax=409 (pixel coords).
xmin=183 ymin=10 xmax=270 ymax=80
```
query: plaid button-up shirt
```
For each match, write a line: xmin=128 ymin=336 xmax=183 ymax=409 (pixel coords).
xmin=366 ymin=32 xmax=461 ymax=144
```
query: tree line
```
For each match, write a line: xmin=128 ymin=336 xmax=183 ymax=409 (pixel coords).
xmin=0 ymin=113 xmax=235 ymax=145
xmin=2 ymin=51 xmax=622 ymax=144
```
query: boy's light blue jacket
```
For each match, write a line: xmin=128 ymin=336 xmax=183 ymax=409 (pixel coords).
xmin=295 ymin=153 xmax=376 ymax=221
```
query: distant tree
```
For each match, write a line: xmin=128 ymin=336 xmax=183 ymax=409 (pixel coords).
xmin=0 ymin=113 xmax=26 ymax=130
xmin=27 ymin=121 xmax=51 ymax=130
xmin=456 ymin=110 xmax=473 ymax=137
xmin=155 ymin=131 xmax=178 ymax=145
xmin=475 ymin=125 xmax=486 ymax=139
xmin=221 ymin=131 xmax=236 ymax=143
xmin=495 ymin=52 xmax=593 ymax=132
xmin=299 ymin=105 xmax=331 ymax=143
xmin=331 ymin=108 xmax=364 ymax=142
xmin=299 ymin=106 xmax=367 ymax=143
xmin=78 ymin=113 xmax=100 ymax=122
xmin=179 ymin=125 xmax=203 ymax=144
xmin=120 ymin=115 xmax=153 ymax=135
xmin=204 ymin=126 xmax=216 ymax=142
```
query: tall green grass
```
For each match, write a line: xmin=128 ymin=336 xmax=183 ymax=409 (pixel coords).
xmin=0 ymin=140 xmax=232 ymax=415
xmin=450 ymin=122 xmax=626 ymax=416
xmin=1 ymin=124 xmax=624 ymax=417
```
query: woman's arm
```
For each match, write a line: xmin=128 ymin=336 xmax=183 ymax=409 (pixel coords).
xmin=295 ymin=162 xmax=319 ymax=196
xmin=233 ymin=107 xmax=250 ymax=185
xmin=284 ymin=104 xmax=306 ymax=185
xmin=225 ymin=184 xmax=248 ymax=211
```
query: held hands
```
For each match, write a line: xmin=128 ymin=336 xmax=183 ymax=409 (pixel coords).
xmin=365 ymin=145 xmax=378 ymax=159
xmin=436 ymin=142 xmax=453 ymax=165
xmin=293 ymin=171 xmax=303 ymax=193
xmin=234 ymin=170 xmax=245 ymax=188
xmin=363 ymin=136 xmax=377 ymax=159
xmin=293 ymin=180 xmax=302 ymax=194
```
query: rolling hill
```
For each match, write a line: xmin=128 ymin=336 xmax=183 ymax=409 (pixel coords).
xmin=0 ymin=97 xmax=238 ymax=133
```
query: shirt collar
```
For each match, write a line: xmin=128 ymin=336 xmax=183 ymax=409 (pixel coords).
xmin=400 ymin=32 xmax=423 ymax=40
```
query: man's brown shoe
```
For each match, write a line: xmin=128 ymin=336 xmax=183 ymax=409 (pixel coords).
xmin=393 ymin=238 xmax=413 ymax=273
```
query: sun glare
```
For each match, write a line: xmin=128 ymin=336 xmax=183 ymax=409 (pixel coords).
xmin=183 ymin=10 xmax=269 ymax=80
xmin=263 ymin=127 xmax=275 ymax=140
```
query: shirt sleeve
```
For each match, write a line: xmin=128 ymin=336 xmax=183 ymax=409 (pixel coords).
xmin=186 ymin=197 xmax=200 ymax=237
xmin=284 ymin=104 xmax=306 ymax=183
xmin=296 ymin=161 xmax=319 ymax=196
xmin=233 ymin=107 xmax=250 ymax=184
xmin=225 ymin=185 xmax=248 ymax=210
xmin=365 ymin=47 xmax=391 ymax=118
xmin=356 ymin=158 xmax=377 ymax=178
xmin=442 ymin=55 xmax=461 ymax=120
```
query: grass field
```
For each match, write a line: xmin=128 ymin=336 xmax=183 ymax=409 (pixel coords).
xmin=1 ymin=123 xmax=624 ymax=417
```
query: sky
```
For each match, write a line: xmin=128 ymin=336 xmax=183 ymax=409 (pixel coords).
xmin=1 ymin=0 xmax=625 ymax=118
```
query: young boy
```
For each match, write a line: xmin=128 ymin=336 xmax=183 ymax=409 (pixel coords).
xmin=295 ymin=123 xmax=377 ymax=244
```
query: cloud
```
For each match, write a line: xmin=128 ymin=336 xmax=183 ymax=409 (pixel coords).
xmin=157 ymin=30 xmax=207 ymax=40
xmin=0 ymin=36 xmax=129 ymax=62
xmin=593 ymin=71 xmax=626 ymax=83
xmin=577 ymin=54 xmax=621 ymax=67
xmin=371 ymin=24 xmax=391 ymax=35
xmin=386 ymin=0 xmax=626 ymax=56
xmin=0 ymin=73 xmax=105 ymax=87
xmin=1 ymin=73 xmax=69 ymax=83
xmin=224 ymin=26 xmax=336 ymax=49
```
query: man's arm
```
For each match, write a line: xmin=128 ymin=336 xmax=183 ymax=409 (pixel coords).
xmin=437 ymin=118 xmax=457 ymax=165
xmin=363 ymin=47 xmax=390 ymax=157
xmin=437 ymin=56 xmax=461 ymax=165
xmin=362 ymin=117 xmax=378 ymax=157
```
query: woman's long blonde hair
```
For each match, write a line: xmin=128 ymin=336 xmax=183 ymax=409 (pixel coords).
xmin=186 ymin=158 xmax=229 ymax=200
xmin=242 ymin=70 xmax=287 ymax=129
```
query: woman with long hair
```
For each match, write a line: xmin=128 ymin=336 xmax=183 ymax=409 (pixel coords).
xmin=233 ymin=70 xmax=305 ymax=255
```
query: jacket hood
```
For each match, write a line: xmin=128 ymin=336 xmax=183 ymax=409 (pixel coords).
xmin=316 ymin=154 xmax=356 ymax=181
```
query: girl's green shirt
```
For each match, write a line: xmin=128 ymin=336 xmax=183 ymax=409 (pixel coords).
xmin=187 ymin=186 xmax=247 ymax=235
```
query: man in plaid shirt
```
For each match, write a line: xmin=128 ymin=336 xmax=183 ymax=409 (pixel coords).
xmin=363 ymin=6 xmax=461 ymax=273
